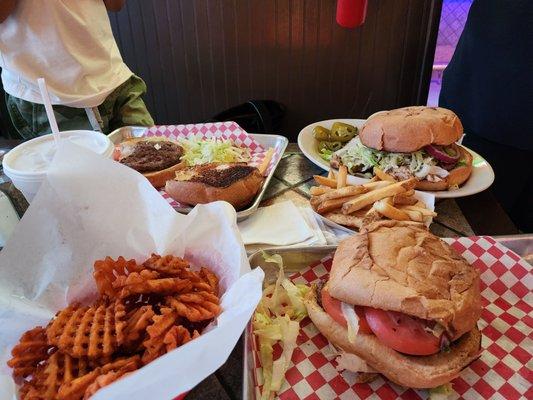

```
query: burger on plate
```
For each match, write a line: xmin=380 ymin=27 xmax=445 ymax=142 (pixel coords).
xmin=331 ymin=106 xmax=473 ymax=191
xmin=304 ymin=220 xmax=482 ymax=388
xmin=114 ymin=137 xmax=186 ymax=188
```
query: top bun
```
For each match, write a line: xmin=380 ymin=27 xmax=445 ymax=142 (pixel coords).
xmin=360 ymin=106 xmax=463 ymax=152
xmin=328 ymin=220 xmax=480 ymax=339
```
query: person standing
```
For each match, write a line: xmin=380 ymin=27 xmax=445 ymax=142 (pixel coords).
xmin=0 ymin=0 xmax=154 ymax=139
xmin=439 ymin=0 xmax=532 ymax=232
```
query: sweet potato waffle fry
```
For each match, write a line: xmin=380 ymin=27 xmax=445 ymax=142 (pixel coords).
xmin=7 ymin=254 xmax=221 ymax=400
xmin=7 ymin=327 xmax=55 ymax=381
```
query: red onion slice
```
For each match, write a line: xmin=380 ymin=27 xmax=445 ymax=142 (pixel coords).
xmin=424 ymin=144 xmax=460 ymax=164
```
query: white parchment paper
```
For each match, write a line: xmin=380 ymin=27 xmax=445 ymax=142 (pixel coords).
xmin=0 ymin=142 xmax=264 ymax=400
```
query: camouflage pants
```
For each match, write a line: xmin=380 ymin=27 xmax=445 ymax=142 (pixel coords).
xmin=5 ymin=75 xmax=154 ymax=139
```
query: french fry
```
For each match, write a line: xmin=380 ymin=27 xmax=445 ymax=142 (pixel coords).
xmin=327 ymin=169 xmax=336 ymax=180
xmin=368 ymin=176 xmax=380 ymax=182
xmin=393 ymin=191 xmax=418 ymax=206
xmin=313 ymin=175 xmax=337 ymax=188
xmin=314 ymin=185 xmax=368 ymax=203
xmin=258 ymin=148 xmax=275 ymax=175
xmin=323 ymin=212 xmax=364 ymax=229
xmin=342 ymin=179 xmax=416 ymax=214
xmin=317 ymin=195 xmax=361 ymax=214
xmin=402 ymin=209 xmax=424 ymax=222
xmin=373 ymin=198 xmax=411 ymax=221
xmin=337 ymin=165 xmax=348 ymax=188
xmin=362 ymin=180 xmax=393 ymax=190
xmin=402 ymin=205 xmax=437 ymax=217
xmin=374 ymin=167 xmax=395 ymax=182
xmin=309 ymin=186 xmax=330 ymax=196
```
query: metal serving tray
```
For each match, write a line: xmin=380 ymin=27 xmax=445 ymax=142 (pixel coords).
xmin=108 ymin=126 xmax=288 ymax=221
xmin=241 ymin=235 xmax=533 ymax=399
xmin=243 ymin=245 xmax=337 ymax=400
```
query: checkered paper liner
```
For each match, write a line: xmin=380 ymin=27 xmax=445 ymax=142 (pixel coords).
xmin=141 ymin=121 xmax=282 ymax=208
xmin=250 ymin=236 xmax=533 ymax=400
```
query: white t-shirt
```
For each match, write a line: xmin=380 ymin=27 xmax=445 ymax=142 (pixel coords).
xmin=0 ymin=0 xmax=132 ymax=107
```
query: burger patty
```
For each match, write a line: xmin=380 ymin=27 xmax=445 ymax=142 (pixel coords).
xmin=189 ymin=164 xmax=256 ymax=188
xmin=120 ymin=141 xmax=183 ymax=172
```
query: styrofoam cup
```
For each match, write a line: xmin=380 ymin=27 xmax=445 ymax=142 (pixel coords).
xmin=2 ymin=130 xmax=114 ymax=202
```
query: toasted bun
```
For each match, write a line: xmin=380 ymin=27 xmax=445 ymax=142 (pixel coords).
xmin=305 ymin=287 xmax=481 ymax=389
xmin=328 ymin=220 xmax=481 ymax=338
xmin=143 ymin=161 xmax=186 ymax=188
xmin=165 ymin=164 xmax=264 ymax=209
xmin=360 ymin=107 xmax=463 ymax=153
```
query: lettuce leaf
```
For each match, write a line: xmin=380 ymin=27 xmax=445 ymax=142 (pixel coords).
xmin=179 ymin=136 xmax=251 ymax=166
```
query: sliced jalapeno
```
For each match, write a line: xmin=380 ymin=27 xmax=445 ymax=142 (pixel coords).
xmin=331 ymin=122 xmax=357 ymax=142
xmin=318 ymin=140 xmax=344 ymax=152
xmin=313 ymin=125 xmax=332 ymax=141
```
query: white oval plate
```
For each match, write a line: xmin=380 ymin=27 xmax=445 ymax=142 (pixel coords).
xmin=297 ymin=118 xmax=495 ymax=199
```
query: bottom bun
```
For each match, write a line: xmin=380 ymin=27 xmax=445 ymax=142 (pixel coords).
xmin=143 ymin=161 xmax=187 ymax=189
xmin=305 ymin=287 xmax=481 ymax=389
xmin=165 ymin=168 xmax=264 ymax=209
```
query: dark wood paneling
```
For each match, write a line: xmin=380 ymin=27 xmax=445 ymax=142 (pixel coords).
xmin=110 ymin=0 xmax=442 ymax=140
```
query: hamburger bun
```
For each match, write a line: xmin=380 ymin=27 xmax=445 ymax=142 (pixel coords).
xmin=305 ymin=286 xmax=482 ymax=389
xmin=165 ymin=163 xmax=264 ymax=209
xmin=143 ymin=162 xmax=187 ymax=189
xmin=360 ymin=107 xmax=463 ymax=153
xmin=328 ymin=220 xmax=481 ymax=339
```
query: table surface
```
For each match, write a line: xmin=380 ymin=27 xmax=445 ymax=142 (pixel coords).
xmin=0 ymin=141 xmax=524 ymax=400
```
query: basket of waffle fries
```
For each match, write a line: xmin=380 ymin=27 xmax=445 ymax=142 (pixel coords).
xmin=310 ymin=166 xmax=436 ymax=232
xmin=0 ymin=142 xmax=264 ymax=400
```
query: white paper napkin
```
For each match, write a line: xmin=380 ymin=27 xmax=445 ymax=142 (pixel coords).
xmin=238 ymin=201 xmax=314 ymax=245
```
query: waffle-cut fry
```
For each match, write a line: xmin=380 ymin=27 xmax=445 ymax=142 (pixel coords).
xmin=144 ymin=255 xmax=216 ymax=293
xmin=142 ymin=308 xmax=179 ymax=364
xmin=163 ymin=325 xmax=199 ymax=353
xmin=165 ymin=291 xmax=221 ymax=322
xmin=9 ymin=254 xmax=220 ymax=399
xmin=82 ymin=363 xmax=137 ymax=400
xmin=19 ymin=351 xmax=93 ymax=400
xmin=112 ymin=270 xmax=193 ymax=299
xmin=7 ymin=327 xmax=55 ymax=380
xmin=199 ymin=267 xmax=219 ymax=294
xmin=57 ymin=356 xmax=141 ymax=400
xmin=121 ymin=305 xmax=155 ymax=349
xmin=93 ymin=256 xmax=141 ymax=299
xmin=143 ymin=254 xmax=190 ymax=276
xmin=47 ymin=301 xmax=125 ymax=359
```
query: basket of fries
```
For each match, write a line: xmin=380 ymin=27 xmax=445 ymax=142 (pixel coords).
xmin=310 ymin=166 xmax=436 ymax=232
xmin=0 ymin=142 xmax=264 ymax=400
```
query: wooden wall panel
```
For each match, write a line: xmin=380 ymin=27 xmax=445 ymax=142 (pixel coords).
xmin=109 ymin=0 xmax=441 ymax=140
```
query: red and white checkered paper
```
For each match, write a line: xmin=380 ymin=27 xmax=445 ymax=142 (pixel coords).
xmin=250 ymin=236 xmax=533 ymax=399
xmin=140 ymin=122 xmax=282 ymax=208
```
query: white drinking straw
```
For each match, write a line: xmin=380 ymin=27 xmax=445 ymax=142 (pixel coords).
xmin=37 ymin=78 xmax=60 ymax=146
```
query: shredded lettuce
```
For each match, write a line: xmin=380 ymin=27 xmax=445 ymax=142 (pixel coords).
xmin=428 ymin=383 xmax=453 ymax=399
xmin=319 ymin=148 xmax=334 ymax=161
xmin=334 ymin=137 xmax=438 ymax=178
xmin=179 ymin=136 xmax=251 ymax=166
xmin=253 ymin=252 xmax=310 ymax=400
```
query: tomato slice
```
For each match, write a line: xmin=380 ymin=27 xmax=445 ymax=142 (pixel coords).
xmin=321 ymin=288 xmax=372 ymax=334
xmin=364 ymin=308 xmax=440 ymax=355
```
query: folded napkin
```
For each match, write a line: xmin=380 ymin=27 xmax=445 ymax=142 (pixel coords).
xmin=238 ymin=201 xmax=315 ymax=246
